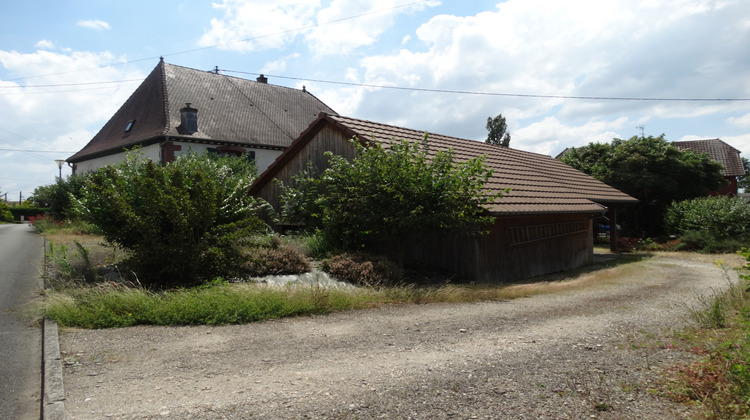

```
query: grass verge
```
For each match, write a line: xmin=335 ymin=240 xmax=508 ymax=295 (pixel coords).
xmin=661 ymin=249 xmax=750 ymax=419
xmin=39 ymin=249 xmax=648 ymax=329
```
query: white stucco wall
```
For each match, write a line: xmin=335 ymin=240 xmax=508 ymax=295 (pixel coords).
xmin=73 ymin=143 xmax=283 ymax=175
xmin=174 ymin=143 xmax=282 ymax=173
xmin=73 ymin=144 xmax=161 ymax=174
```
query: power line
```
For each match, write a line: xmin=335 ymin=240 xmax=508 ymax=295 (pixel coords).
xmin=0 ymin=79 xmax=143 ymax=89
xmin=0 ymin=148 xmax=76 ymax=153
xmin=221 ymin=69 xmax=750 ymax=102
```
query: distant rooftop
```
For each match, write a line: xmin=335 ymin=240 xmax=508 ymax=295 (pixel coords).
xmin=673 ymin=139 xmax=745 ymax=177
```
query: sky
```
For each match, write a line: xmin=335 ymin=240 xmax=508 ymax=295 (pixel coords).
xmin=1 ymin=0 xmax=749 ymax=200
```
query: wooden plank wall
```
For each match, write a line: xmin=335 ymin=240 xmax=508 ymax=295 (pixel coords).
xmin=256 ymin=126 xmax=357 ymax=213
xmin=403 ymin=213 xmax=594 ymax=283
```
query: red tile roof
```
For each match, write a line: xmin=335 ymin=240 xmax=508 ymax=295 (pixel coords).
xmin=254 ymin=114 xmax=637 ymax=215
xmin=673 ymin=139 xmax=745 ymax=177
xmin=68 ymin=61 xmax=336 ymax=162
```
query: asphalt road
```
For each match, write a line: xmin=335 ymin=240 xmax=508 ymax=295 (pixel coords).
xmin=0 ymin=223 xmax=44 ymax=420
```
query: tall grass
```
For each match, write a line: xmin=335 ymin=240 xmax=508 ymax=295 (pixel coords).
xmin=42 ymin=283 xmax=388 ymax=328
xmin=40 ymin=255 xmax=646 ymax=329
xmin=665 ymin=250 xmax=750 ymax=419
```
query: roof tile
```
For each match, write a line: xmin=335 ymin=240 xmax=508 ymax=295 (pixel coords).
xmin=325 ymin=115 xmax=637 ymax=215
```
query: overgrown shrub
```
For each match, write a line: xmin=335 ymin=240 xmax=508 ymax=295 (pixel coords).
xmin=0 ymin=200 xmax=13 ymax=222
xmin=28 ymin=214 xmax=62 ymax=233
xmin=76 ymin=151 xmax=267 ymax=287
xmin=28 ymin=214 xmax=100 ymax=235
xmin=665 ymin=196 xmax=750 ymax=252
xmin=31 ymin=173 xmax=91 ymax=220
xmin=323 ymin=252 xmax=403 ymax=287
xmin=666 ymin=196 xmax=750 ymax=239
xmin=280 ymin=137 xmax=504 ymax=256
xmin=676 ymin=230 xmax=746 ymax=253
xmin=242 ymin=246 xmax=311 ymax=276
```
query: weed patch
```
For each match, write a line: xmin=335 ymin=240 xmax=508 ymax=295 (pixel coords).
xmin=662 ymin=248 xmax=750 ymax=419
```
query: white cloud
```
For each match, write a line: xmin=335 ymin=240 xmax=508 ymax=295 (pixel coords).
xmin=77 ymin=19 xmax=111 ymax=31
xmin=306 ymin=0 xmax=440 ymax=55
xmin=35 ymin=40 xmax=55 ymax=50
xmin=513 ymin=116 xmax=628 ymax=155
xmin=728 ymin=113 xmax=750 ymax=129
xmin=261 ymin=53 xmax=300 ymax=73
xmin=198 ymin=0 xmax=440 ymax=54
xmin=0 ymin=49 xmax=145 ymax=192
xmin=335 ymin=0 xmax=750 ymax=156
xmin=198 ymin=0 xmax=320 ymax=52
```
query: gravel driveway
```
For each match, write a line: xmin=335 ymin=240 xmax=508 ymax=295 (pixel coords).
xmin=60 ymin=253 xmax=745 ymax=419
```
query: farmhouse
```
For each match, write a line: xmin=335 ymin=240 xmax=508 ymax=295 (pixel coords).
xmin=250 ymin=113 xmax=638 ymax=283
xmin=68 ymin=59 xmax=336 ymax=174
xmin=673 ymin=139 xmax=745 ymax=197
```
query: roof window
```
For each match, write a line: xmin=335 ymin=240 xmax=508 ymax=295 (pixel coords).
xmin=180 ymin=103 xmax=198 ymax=134
xmin=124 ymin=119 xmax=135 ymax=132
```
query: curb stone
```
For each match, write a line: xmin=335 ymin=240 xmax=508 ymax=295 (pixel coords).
xmin=42 ymin=318 xmax=66 ymax=420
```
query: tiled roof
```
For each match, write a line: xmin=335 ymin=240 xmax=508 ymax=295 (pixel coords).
xmin=255 ymin=114 xmax=637 ymax=215
xmin=68 ymin=60 xmax=336 ymax=162
xmin=673 ymin=139 xmax=745 ymax=177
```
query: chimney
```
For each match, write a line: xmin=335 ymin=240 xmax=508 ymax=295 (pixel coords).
xmin=256 ymin=74 xmax=268 ymax=84
xmin=180 ymin=103 xmax=198 ymax=134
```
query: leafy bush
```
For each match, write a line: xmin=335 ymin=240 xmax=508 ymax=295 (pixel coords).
xmin=28 ymin=214 xmax=100 ymax=235
xmin=28 ymin=214 xmax=62 ymax=233
xmin=31 ymin=173 xmax=91 ymax=220
xmin=676 ymin=230 xmax=746 ymax=253
xmin=323 ymin=252 xmax=403 ymax=287
xmin=666 ymin=196 xmax=750 ymax=239
xmin=76 ymin=151 xmax=267 ymax=287
xmin=665 ymin=196 xmax=750 ymax=252
xmin=0 ymin=200 xmax=12 ymax=222
xmin=280 ymin=137 xmax=504 ymax=255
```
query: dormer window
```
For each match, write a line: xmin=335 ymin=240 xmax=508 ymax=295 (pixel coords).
xmin=180 ymin=103 xmax=198 ymax=134
xmin=124 ymin=119 xmax=135 ymax=132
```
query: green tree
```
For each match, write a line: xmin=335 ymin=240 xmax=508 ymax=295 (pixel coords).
xmin=738 ymin=156 xmax=749 ymax=192
xmin=485 ymin=114 xmax=511 ymax=147
xmin=560 ymin=135 xmax=726 ymax=235
xmin=280 ymin=137 xmax=505 ymax=254
xmin=0 ymin=189 xmax=12 ymax=222
xmin=76 ymin=151 xmax=266 ymax=286
xmin=31 ymin=173 xmax=91 ymax=220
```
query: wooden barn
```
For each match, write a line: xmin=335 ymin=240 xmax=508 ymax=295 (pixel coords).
xmin=250 ymin=113 xmax=637 ymax=283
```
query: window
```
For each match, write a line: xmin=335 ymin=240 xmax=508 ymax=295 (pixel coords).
xmin=124 ymin=119 xmax=135 ymax=132
xmin=180 ymin=104 xmax=198 ymax=134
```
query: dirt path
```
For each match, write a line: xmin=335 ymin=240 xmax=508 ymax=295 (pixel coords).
xmin=60 ymin=253 xmax=744 ymax=419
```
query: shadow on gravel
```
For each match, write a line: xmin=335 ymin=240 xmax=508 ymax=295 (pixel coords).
xmin=505 ymin=252 xmax=654 ymax=287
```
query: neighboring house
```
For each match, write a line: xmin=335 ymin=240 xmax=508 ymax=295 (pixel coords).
xmin=673 ymin=139 xmax=745 ymax=197
xmin=68 ymin=59 xmax=337 ymax=174
xmin=250 ymin=113 xmax=637 ymax=283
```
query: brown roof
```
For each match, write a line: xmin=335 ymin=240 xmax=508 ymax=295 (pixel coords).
xmin=68 ymin=60 xmax=336 ymax=162
xmin=673 ymin=139 xmax=745 ymax=177
xmin=253 ymin=114 xmax=637 ymax=215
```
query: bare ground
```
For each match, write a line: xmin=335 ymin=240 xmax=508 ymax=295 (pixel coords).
xmin=59 ymin=252 xmax=746 ymax=419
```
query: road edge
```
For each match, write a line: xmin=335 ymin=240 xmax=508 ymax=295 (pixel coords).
xmin=42 ymin=318 xmax=66 ymax=420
